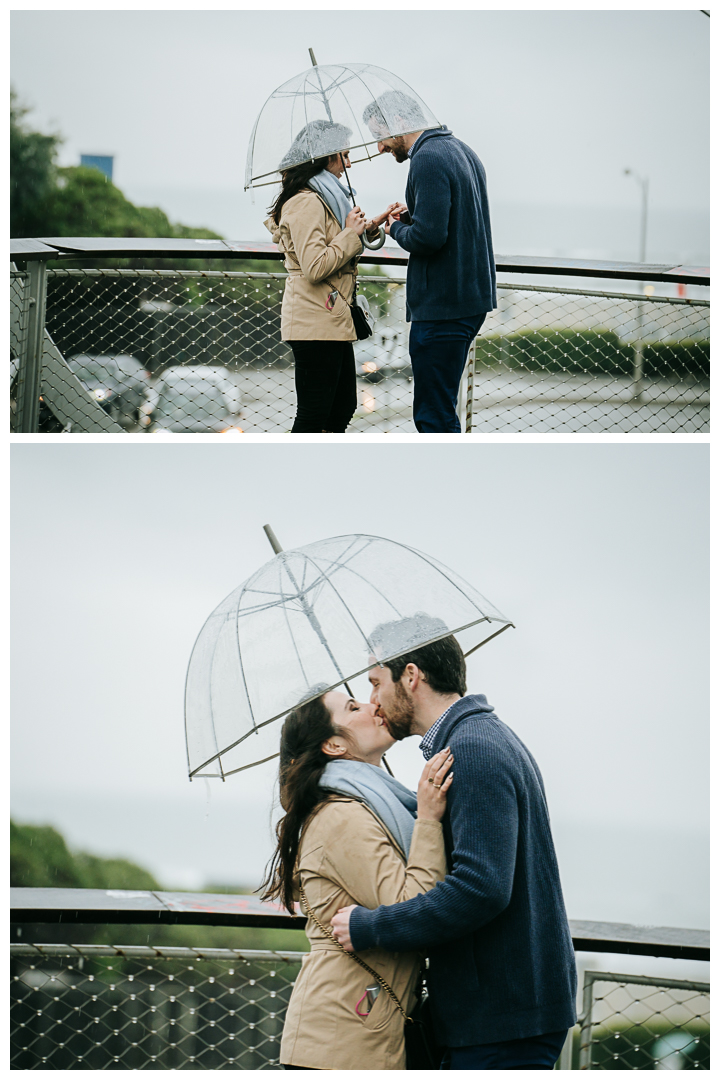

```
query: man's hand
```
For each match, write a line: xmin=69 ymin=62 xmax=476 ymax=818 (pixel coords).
xmin=384 ymin=202 xmax=406 ymax=234
xmin=330 ymin=905 xmax=358 ymax=951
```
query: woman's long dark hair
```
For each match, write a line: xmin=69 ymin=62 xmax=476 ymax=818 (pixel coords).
xmin=268 ymin=156 xmax=333 ymax=225
xmin=260 ymin=693 xmax=353 ymax=913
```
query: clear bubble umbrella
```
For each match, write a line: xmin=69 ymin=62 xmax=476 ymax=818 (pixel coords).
xmin=185 ymin=527 xmax=513 ymax=780
xmin=245 ymin=52 xmax=440 ymax=195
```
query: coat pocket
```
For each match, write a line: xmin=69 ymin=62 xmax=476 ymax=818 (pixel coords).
xmin=358 ymin=986 xmax=397 ymax=1033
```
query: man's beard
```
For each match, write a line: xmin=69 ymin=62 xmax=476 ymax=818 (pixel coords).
xmin=382 ymin=680 xmax=416 ymax=740
xmin=391 ymin=146 xmax=409 ymax=163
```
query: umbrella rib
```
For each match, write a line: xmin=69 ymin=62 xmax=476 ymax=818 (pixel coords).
xmin=308 ymin=67 xmax=334 ymax=123
xmin=301 ymin=74 xmax=312 ymax=156
xmin=249 ymin=143 xmax=384 ymax=186
xmin=305 ymin=535 xmax=406 ymax=618
xmin=297 ymin=550 xmax=377 ymax=654
xmin=321 ymin=558 xmax=405 ymax=619
xmin=333 ymin=72 xmax=376 ymax=163
xmin=402 ymin=544 xmax=507 ymax=622
xmin=234 ymin=537 xmax=369 ymax=617
xmin=229 ymin=571 xmax=264 ymax=736
xmin=184 ymin=604 xmax=223 ymax=778
xmin=276 ymin=559 xmax=313 ymax=687
xmin=222 ymin=752 xmax=280 ymax=777
xmin=280 ymin=556 xmax=348 ymax=687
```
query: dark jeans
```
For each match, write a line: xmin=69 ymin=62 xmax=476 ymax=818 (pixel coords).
xmin=289 ymin=340 xmax=357 ymax=433
xmin=409 ymin=314 xmax=486 ymax=433
xmin=441 ymin=1028 xmax=568 ymax=1070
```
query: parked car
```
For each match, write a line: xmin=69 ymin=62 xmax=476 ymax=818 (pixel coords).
xmin=354 ymin=325 xmax=410 ymax=383
xmin=67 ymin=353 xmax=150 ymax=429
xmin=146 ymin=365 xmax=243 ymax=433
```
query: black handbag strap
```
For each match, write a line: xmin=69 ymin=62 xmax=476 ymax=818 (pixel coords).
xmin=298 ymin=883 xmax=412 ymax=1022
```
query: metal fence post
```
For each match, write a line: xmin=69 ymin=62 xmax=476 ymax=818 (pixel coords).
xmin=555 ymin=1026 xmax=575 ymax=1069
xmin=632 ymin=299 xmax=646 ymax=401
xmin=16 ymin=258 xmax=48 ymax=432
xmin=578 ymin=970 xmax=596 ymax=1070
xmin=465 ymin=336 xmax=476 ymax=433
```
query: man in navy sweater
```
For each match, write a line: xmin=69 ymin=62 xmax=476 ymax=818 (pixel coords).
xmin=363 ymin=92 xmax=497 ymax=433
xmin=330 ymin=621 xmax=577 ymax=1069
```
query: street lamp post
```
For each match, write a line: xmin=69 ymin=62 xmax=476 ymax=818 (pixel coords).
xmin=624 ymin=168 xmax=650 ymax=401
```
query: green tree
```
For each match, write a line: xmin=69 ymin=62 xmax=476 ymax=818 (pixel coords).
xmin=10 ymin=89 xmax=223 ymax=243
xmin=10 ymin=89 xmax=61 ymax=237
xmin=10 ymin=820 xmax=161 ymax=890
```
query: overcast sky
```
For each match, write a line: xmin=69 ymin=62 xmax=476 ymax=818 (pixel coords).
xmin=11 ymin=442 xmax=709 ymax=931
xmin=10 ymin=9 xmax=710 ymax=262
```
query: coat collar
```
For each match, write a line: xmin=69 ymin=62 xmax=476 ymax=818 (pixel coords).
xmin=425 ymin=693 xmax=495 ymax=754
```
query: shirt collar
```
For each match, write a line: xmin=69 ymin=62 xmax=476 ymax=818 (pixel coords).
xmin=419 ymin=699 xmax=463 ymax=760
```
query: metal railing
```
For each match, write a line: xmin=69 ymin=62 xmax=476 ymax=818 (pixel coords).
xmin=10 ymin=239 xmax=709 ymax=434
xmin=10 ymin=946 xmax=711 ymax=1071
xmin=578 ymin=971 xmax=710 ymax=1070
xmin=11 ymin=943 xmax=302 ymax=1070
xmin=9 ymin=889 xmax=711 ymax=1070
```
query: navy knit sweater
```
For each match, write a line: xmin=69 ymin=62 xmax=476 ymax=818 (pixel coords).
xmin=349 ymin=695 xmax=577 ymax=1047
xmin=389 ymin=127 xmax=497 ymax=322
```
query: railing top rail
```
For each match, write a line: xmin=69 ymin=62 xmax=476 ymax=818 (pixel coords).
xmin=36 ymin=266 xmax=710 ymax=306
xmin=10 ymin=888 xmax=709 ymax=961
xmin=10 ymin=942 xmax=307 ymax=963
xmin=10 ymin=886 xmax=295 ymax=930
xmin=583 ymin=970 xmax=710 ymax=993
xmin=10 ymin=237 xmax=709 ymax=286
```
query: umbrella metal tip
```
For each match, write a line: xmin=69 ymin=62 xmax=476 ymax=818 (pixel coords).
xmin=263 ymin=524 xmax=284 ymax=555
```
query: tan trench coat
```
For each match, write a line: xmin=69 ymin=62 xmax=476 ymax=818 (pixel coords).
xmin=265 ymin=190 xmax=362 ymax=341
xmin=280 ymin=796 xmax=447 ymax=1071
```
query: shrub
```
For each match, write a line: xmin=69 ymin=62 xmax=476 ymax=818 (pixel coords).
xmin=476 ymin=330 xmax=710 ymax=380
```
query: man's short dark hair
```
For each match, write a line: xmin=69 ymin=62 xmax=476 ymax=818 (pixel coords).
xmin=369 ymin=615 xmax=466 ymax=696
xmin=362 ymin=91 xmax=427 ymax=136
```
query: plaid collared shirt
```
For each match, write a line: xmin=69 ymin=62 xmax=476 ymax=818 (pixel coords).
xmin=419 ymin=700 xmax=462 ymax=759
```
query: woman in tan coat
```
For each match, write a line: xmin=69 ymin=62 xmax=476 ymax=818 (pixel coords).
xmin=265 ymin=120 xmax=397 ymax=433
xmin=261 ymin=689 xmax=454 ymax=1070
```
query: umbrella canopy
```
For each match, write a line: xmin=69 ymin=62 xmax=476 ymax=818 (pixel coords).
xmin=185 ymin=534 xmax=513 ymax=779
xmin=245 ymin=62 xmax=441 ymax=189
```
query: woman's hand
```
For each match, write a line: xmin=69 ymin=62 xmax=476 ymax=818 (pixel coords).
xmin=368 ymin=202 xmax=405 ymax=235
xmin=416 ymin=747 xmax=454 ymax=821
xmin=345 ymin=207 xmax=367 ymax=236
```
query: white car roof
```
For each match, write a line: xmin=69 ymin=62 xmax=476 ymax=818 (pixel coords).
xmin=158 ymin=365 xmax=232 ymax=384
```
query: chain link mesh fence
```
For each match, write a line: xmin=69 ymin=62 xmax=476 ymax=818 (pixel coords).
xmin=577 ymin=970 xmax=710 ymax=1070
xmin=10 ymin=943 xmax=304 ymax=1070
xmin=11 ymin=946 xmax=710 ymax=1070
xmin=10 ymin=269 xmax=30 ymax=433
xmin=9 ymin=266 xmax=709 ymax=433
xmin=471 ymin=284 xmax=709 ymax=433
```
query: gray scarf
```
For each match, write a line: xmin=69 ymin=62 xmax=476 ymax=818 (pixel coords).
xmin=307 ymin=169 xmax=355 ymax=229
xmin=320 ymin=759 xmax=417 ymax=859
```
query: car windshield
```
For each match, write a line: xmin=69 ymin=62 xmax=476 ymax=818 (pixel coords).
xmin=155 ymin=382 xmax=227 ymax=423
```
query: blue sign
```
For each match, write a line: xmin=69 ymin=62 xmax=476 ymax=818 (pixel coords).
xmin=80 ymin=155 xmax=114 ymax=181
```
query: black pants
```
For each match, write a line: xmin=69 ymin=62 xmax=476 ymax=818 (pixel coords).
xmin=441 ymin=1028 xmax=569 ymax=1070
xmin=409 ymin=314 xmax=486 ymax=433
xmin=289 ymin=340 xmax=357 ymax=433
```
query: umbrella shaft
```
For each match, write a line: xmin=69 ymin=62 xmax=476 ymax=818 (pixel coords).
xmin=341 ymin=159 xmax=357 ymax=208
